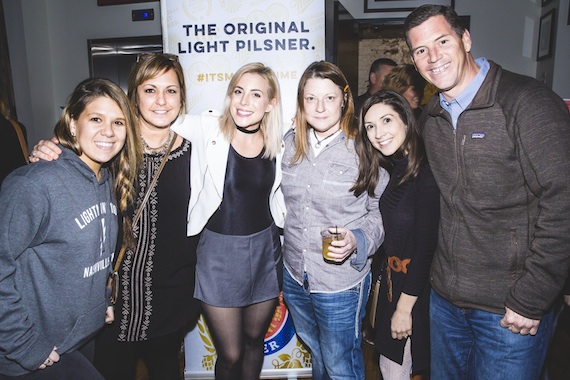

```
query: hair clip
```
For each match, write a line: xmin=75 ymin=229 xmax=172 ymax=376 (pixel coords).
xmin=343 ymin=85 xmax=349 ymax=93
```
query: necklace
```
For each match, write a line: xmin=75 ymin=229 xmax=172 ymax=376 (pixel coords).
xmin=236 ymin=124 xmax=261 ymax=134
xmin=313 ymin=129 xmax=336 ymax=148
xmin=141 ymin=129 xmax=174 ymax=154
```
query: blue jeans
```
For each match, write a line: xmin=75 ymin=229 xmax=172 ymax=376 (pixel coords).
xmin=430 ymin=289 xmax=554 ymax=380
xmin=283 ymin=268 xmax=371 ymax=380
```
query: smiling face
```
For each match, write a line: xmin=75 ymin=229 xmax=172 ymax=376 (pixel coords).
xmin=364 ymin=102 xmax=407 ymax=157
xmin=136 ymin=68 xmax=182 ymax=131
xmin=70 ymin=96 xmax=127 ymax=175
xmin=229 ymin=72 xmax=275 ymax=130
xmin=303 ymin=77 xmax=345 ymax=138
xmin=408 ymin=15 xmax=475 ymax=100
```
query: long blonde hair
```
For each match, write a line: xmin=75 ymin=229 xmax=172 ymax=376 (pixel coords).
xmin=218 ymin=62 xmax=284 ymax=159
xmin=291 ymin=61 xmax=355 ymax=163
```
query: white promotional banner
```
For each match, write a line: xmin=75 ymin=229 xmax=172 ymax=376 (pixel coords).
xmin=160 ymin=0 xmax=326 ymax=119
xmin=160 ymin=2 xmax=324 ymax=377
xmin=184 ymin=294 xmax=312 ymax=379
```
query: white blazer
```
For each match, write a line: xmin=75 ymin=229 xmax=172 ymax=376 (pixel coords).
xmin=171 ymin=109 xmax=286 ymax=236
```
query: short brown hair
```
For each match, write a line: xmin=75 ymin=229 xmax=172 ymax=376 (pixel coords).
xmin=404 ymin=4 xmax=467 ymax=50
xmin=128 ymin=53 xmax=186 ymax=117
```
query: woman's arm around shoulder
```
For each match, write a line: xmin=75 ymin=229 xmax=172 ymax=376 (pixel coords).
xmin=170 ymin=109 xmax=221 ymax=143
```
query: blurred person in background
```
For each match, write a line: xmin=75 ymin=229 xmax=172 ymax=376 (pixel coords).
xmin=0 ymin=97 xmax=28 ymax=186
xmin=354 ymin=58 xmax=397 ymax=116
xmin=382 ymin=64 xmax=426 ymax=119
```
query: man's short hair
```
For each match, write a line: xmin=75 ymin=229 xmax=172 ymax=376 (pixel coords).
xmin=369 ymin=58 xmax=397 ymax=74
xmin=404 ymin=5 xmax=467 ymax=49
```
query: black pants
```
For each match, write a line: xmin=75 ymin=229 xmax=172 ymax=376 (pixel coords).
xmin=94 ymin=327 xmax=182 ymax=380
xmin=1 ymin=341 xmax=103 ymax=380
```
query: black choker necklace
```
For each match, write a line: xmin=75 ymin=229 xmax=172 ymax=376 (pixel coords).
xmin=236 ymin=125 xmax=261 ymax=134
xmin=313 ymin=129 xmax=336 ymax=148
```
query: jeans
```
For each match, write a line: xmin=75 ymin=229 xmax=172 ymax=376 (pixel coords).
xmin=430 ymin=289 xmax=555 ymax=380
xmin=283 ymin=268 xmax=371 ymax=380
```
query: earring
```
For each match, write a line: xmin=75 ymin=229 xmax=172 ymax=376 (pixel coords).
xmin=71 ymin=131 xmax=76 ymax=137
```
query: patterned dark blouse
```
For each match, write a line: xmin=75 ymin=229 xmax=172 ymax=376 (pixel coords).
xmin=116 ymin=139 xmax=199 ymax=341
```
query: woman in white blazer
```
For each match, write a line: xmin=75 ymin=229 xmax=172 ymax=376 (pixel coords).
xmin=173 ymin=108 xmax=285 ymax=236
xmin=172 ymin=62 xmax=285 ymax=380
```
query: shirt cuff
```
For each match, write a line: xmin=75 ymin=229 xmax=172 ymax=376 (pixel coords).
xmin=350 ymin=228 xmax=368 ymax=271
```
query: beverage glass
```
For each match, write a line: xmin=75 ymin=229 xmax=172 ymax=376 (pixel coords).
xmin=321 ymin=226 xmax=345 ymax=262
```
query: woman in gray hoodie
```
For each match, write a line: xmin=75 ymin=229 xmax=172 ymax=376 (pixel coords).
xmin=0 ymin=78 xmax=140 ymax=379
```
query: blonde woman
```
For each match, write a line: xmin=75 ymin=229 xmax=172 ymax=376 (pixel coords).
xmin=172 ymin=62 xmax=285 ymax=380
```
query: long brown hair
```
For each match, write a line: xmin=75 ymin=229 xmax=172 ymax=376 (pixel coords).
xmin=352 ymin=90 xmax=426 ymax=196
xmin=291 ymin=61 xmax=355 ymax=163
xmin=55 ymin=77 xmax=142 ymax=244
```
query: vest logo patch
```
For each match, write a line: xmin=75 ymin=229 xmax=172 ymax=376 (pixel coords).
xmin=471 ymin=132 xmax=486 ymax=139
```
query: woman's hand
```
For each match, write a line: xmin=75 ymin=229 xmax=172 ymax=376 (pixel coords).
xmin=326 ymin=228 xmax=357 ymax=262
xmin=391 ymin=293 xmax=417 ymax=340
xmin=391 ymin=308 xmax=413 ymax=340
xmin=29 ymin=137 xmax=61 ymax=162
xmin=38 ymin=347 xmax=60 ymax=370
xmin=105 ymin=306 xmax=115 ymax=324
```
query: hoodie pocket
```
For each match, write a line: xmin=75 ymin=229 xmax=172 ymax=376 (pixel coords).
xmin=56 ymin=301 xmax=106 ymax=353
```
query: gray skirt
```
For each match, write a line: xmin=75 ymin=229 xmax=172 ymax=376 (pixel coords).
xmin=194 ymin=223 xmax=282 ymax=307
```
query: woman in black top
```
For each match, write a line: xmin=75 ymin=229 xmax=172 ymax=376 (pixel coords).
xmin=353 ymin=90 xmax=439 ymax=379
xmin=172 ymin=62 xmax=285 ymax=380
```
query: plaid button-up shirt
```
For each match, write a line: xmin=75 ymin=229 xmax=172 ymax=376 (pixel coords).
xmin=281 ymin=130 xmax=388 ymax=292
